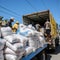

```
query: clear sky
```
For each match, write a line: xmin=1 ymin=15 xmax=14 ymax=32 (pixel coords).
xmin=0 ymin=0 xmax=60 ymax=24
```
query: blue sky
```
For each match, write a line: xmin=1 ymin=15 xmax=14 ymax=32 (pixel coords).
xmin=0 ymin=0 xmax=60 ymax=24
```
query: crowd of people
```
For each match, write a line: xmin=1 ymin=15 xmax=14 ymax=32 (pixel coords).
xmin=0 ymin=17 xmax=19 ymax=33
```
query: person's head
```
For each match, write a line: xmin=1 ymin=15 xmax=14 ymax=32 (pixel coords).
xmin=46 ymin=19 xmax=49 ymax=22
xmin=10 ymin=17 xmax=14 ymax=22
xmin=16 ymin=21 xmax=19 ymax=25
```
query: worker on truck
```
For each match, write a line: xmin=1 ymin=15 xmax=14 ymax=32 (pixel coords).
xmin=35 ymin=24 xmax=41 ymax=31
xmin=7 ymin=17 xmax=14 ymax=28
xmin=44 ymin=19 xmax=51 ymax=36
xmin=12 ymin=21 xmax=19 ymax=33
xmin=44 ymin=19 xmax=51 ymax=43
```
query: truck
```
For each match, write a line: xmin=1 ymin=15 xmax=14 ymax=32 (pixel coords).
xmin=22 ymin=10 xmax=59 ymax=50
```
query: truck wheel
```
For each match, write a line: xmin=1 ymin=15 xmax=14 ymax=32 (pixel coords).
xmin=55 ymin=37 xmax=59 ymax=47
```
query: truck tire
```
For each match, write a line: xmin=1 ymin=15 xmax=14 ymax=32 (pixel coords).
xmin=55 ymin=37 xmax=59 ymax=47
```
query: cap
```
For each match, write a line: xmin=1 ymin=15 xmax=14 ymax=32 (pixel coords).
xmin=10 ymin=17 xmax=14 ymax=21
xmin=16 ymin=21 xmax=19 ymax=24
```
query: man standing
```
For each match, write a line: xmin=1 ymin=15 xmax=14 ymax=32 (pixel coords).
xmin=44 ymin=19 xmax=51 ymax=36
xmin=12 ymin=21 xmax=19 ymax=33
xmin=7 ymin=17 xmax=14 ymax=28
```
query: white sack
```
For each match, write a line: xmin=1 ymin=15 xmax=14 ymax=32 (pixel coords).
xmin=6 ymin=42 xmax=25 ymax=52
xmin=25 ymin=47 xmax=33 ymax=55
xmin=14 ymin=34 xmax=28 ymax=46
xmin=29 ymin=38 xmax=38 ymax=50
xmin=4 ymin=48 xmax=16 ymax=55
xmin=6 ymin=41 xmax=16 ymax=51
xmin=1 ymin=27 xmax=13 ymax=37
xmin=28 ymin=24 xmax=35 ymax=30
xmin=2 ymin=32 xmax=12 ymax=37
xmin=5 ymin=54 xmax=17 ymax=60
xmin=4 ymin=35 xmax=20 ymax=43
xmin=19 ymin=24 xmax=27 ymax=32
xmin=1 ymin=27 xmax=12 ymax=32
xmin=5 ymin=47 xmax=25 ymax=56
xmin=5 ymin=54 xmax=23 ymax=60
xmin=39 ymin=36 xmax=45 ymax=47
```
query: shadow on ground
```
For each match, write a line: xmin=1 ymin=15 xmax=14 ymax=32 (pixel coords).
xmin=46 ymin=44 xmax=60 ymax=60
xmin=54 ymin=45 xmax=60 ymax=54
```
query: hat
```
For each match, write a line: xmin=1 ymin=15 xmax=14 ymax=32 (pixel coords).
xmin=10 ymin=17 xmax=14 ymax=21
xmin=16 ymin=21 xmax=19 ymax=24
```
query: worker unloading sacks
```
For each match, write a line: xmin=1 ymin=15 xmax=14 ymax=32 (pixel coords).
xmin=44 ymin=19 xmax=51 ymax=44
xmin=44 ymin=19 xmax=51 ymax=36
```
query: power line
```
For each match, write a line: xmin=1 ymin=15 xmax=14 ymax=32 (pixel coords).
xmin=0 ymin=5 xmax=20 ymax=17
xmin=0 ymin=10 xmax=20 ymax=18
xmin=25 ymin=0 xmax=37 ymax=11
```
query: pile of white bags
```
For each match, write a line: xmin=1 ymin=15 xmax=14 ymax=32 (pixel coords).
xmin=19 ymin=24 xmax=36 ymax=37
xmin=0 ymin=24 xmax=46 ymax=60
xmin=1 ymin=27 xmax=13 ymax=37
xmin=4 ymin=34 xmax=20 ymax=44
xmin=13 ymin=34 xmax=28 ymax=47
xmin=19 ymin=24 xmax=46 ymax=51
xmin=28 ymin=35 xmax=38 ymax=51
xmin=4 ymin=34 xmax=27 ymax=60
xmin=5 ymin=54 xmax=17 ymax=60
xmin=33 ymin=32 xmax=46 ymax=48
xmin=28 ymin=31 xmax=41 ymax=51
xmin=5 ymin=42 xmax=25 ymax=60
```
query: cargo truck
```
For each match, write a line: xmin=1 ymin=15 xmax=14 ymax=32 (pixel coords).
xmin=22 ymin=10 xmax=59 ymax=50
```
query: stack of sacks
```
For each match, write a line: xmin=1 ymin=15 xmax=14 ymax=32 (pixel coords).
xmin=28 ymin=31 xmax=46 ymax=50
xmin=18 ymin=24 xmax=46 ymax=53
xmin=28 ymin=32 xmax=39 ymax=51
xmin=37 ymin=32 xmax=46 ymax=47
xmin=4 ymin=34 xmax=26 ymax=60
xmin=1 ymin=27 xmax=13 ymax=37
xmin=5 ymin=42 xmax=25 ymax=60
xmin=12 ymin=34 xmax=34 ymax=56
xmin=4 ymin=34 xmax=20 ymax=44
xmin=13 ymin=34 xmax=28 ymax=47
xmin=0 ymin=39 xmax=5 ymax=60
xmin=19 ymin=24 xmax=46 ymax=49
xmin=19 ymin=24 xmax=36 ymax=37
